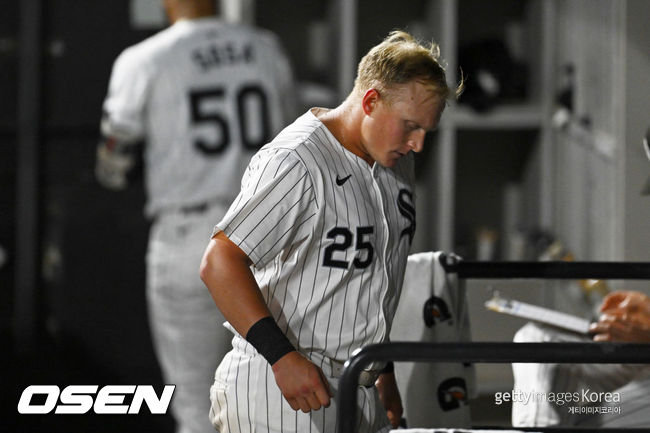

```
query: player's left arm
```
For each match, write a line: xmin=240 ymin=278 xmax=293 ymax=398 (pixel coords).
xmin=375 ymin=367 xmax=403 ymax=429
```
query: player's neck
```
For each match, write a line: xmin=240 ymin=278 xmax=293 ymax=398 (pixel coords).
xmin=168 ymin=6 xmax=215 ymax=23
xmin=319 ymin=103 xmax=373 ymax=166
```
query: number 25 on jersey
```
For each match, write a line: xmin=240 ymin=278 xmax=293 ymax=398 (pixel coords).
xmin=323 ymin=226 xmax=374 ymax=270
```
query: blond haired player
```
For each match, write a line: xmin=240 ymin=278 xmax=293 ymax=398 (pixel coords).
xmin=200 ymin=30 xmax=461 ymax=432
xmin=96 ymin=1 xmax=295 ymax=432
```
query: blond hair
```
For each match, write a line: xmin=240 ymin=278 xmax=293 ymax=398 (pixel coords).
xmin=353 ymin=30 xmax=462 ymax=103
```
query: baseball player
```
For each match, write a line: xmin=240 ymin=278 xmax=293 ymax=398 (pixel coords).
xmin=96 ymin=1 xmax=295 ymax=432
xmin=200 ymin=30 xmax=461 ymax=433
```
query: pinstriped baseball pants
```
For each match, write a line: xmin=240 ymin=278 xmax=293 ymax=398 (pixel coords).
xmin=147 ymin=203 xmax=233 ymax=433
xmin=209 ymin=335 xmax=392 ymax=433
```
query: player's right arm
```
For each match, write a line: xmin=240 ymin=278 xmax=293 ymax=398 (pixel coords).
xmin=95 ymin=135 xmax=140 ymax=190
xmin=199 ymin=231 xmax=332 ymax=412
xmin=97 ymin=44 xmax=149 ymax=190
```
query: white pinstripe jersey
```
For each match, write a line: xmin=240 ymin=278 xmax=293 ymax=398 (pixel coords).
xmin=101 ymin=17 xmax=294 ymax=217
xmin=216 ymin=108 xmax=417 ymax=363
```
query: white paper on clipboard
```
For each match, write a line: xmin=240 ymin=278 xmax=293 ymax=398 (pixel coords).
xmin=485 ymin=293 xmax=592 ymax=335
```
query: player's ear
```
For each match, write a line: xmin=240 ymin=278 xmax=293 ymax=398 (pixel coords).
xmin=361 ymin=89 xmax=380 ymax=115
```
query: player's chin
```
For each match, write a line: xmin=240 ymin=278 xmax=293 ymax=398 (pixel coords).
xmin=383 ymin=151 xmax=406 ymax=167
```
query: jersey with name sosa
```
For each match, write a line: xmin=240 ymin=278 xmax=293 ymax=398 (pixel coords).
xmin=101 ymin=17 xmax=293 ymax=217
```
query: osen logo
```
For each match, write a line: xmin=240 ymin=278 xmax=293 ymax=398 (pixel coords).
xmin=18 ymin=385 xmax=175 ymax=415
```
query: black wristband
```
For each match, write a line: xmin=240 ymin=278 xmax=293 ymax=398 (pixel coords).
xmin=381 ymin=361 xmax=394 ymax=374
xmin=245 ymin=317 xmax=296 ymax=365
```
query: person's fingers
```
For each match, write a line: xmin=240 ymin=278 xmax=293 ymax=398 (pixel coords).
xmin=593 ymin=332 xmax=612 ymax=342
xmin=285 ymin=397 xmax=300 ymax=412
xmin=313 ymin=381 xmax=331 ymax=407
xmin=318 ymin=368 xmax=334 ymax=398
xmin=600 ymin=292 xmax=628 ymax=311
xmin=303 ymin=391 xmax=323 ymax=411
xmin=601 ymin=291 xmax=650 ymax=313
xmin=296 ymin=396 xmax=313 ymax=413
xmin=590 ymin=320 xmax=617 ymax=341
xmin=296 ymin=367 xmax=329 ymax=411
xmin=386 ymin=409 xmax=399 ymax=428
xmin=592 ymin=318 xmax=630 ymax=341
xmin=286 ymin=392 xmax=320 ymax=412
xmin=302 ymin=367 xmax=330 ymax=408
xmin=621 ymin=291 xmax=647 ymax=304
xmin=601 ymin=305 xmax=631 ymax=317
xmin=599 ymin=313 xmax=614 ymax=322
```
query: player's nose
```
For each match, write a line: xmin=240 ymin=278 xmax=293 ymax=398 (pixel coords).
xmin=406 ymin=130 xmax=426 ymax=153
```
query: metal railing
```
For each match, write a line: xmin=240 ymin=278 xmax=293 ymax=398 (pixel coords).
xmin=337 ymin=261 xmax=650 ymax=433
xmin=337 ymin=342 xmax=650 ymax=433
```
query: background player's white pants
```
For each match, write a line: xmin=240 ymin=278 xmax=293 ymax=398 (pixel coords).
xmin=512 ymin=322 xmax=650 ymax=427
xmin=209 ymin=335 xmax=392 ymax=433
xmin=147 ymin=203 xmax=232 ymax=433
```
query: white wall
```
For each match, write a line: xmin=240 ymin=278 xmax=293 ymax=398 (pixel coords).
xmin=551 ymin=0 xmax=623 ymax=262
xmin=624 ymin=0 xmax=650 ymax=268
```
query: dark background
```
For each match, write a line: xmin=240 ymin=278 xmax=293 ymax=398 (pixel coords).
xmin=3 ymin=1 xmax=167 ymax=431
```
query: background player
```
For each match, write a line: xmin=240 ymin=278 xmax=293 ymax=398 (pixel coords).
xmin=513 ymin=290 xmax=650 ymax=427
xmin=96 ymin=1 xmax=295 ymax=432
xmin=200 ymin=30 xmax=461 ymax=432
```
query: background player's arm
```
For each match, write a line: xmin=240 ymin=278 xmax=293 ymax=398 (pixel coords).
xmin=200 ymin=231 xmax=332 ymax=412
xmin=98 ymin=42 xmax=149 ymax=191
xmin=95 ymin=135 xmax=141 ymax=190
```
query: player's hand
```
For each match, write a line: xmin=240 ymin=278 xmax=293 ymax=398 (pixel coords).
xmin=375 ymin=371 xmax=403 ymax=428
xmin=599 ymin=290 xmax=650 ymax=317
xmin=590 ymin=290 xmax=650 ymax=343
xmin=590 ymin=313 xmax=650 ymax=342
xmin=271 ymin=351 xmax=333 ymax=412
xmin=95 ymin=143 xmax=135 ymax=190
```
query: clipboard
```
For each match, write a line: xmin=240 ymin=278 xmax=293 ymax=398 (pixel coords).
xmin=485 ymin=293 xmax=593 ymax=335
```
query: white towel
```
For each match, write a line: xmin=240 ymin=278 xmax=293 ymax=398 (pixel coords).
xmin=391 ymin=251 xmax=476 ymax=429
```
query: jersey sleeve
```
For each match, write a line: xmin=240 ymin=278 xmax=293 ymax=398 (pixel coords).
xmin=216 ymin=148 xmax=317 ymax=268
xmin=100 ymin=46 xmax=153 ymax=142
